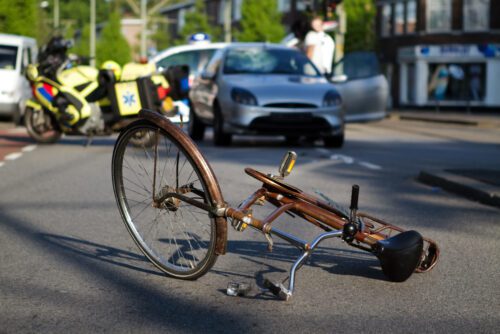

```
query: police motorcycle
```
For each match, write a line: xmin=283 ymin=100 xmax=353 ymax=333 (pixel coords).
xmin=24 ymin=37 xmax=187 ymax=144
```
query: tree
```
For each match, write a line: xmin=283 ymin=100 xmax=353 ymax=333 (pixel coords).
xmin=176 ymin=0 xmax=221 ymax=44
xmin=236 ymin=0 xmax=285 ymax=43
xmin=0 ymin=0 xmax=38 ymax=38
xmin=344 ymin=0 xmax=376 ymax=52
xmin=72 ymin=24 xmax=90 ymax=60
xmin=96 ymin=11 xmax=131 ymax=66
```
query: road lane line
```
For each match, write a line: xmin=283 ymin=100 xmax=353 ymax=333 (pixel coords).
xmin=4 ymin=152 xmax=23 ymax=161
xmin=359 ymin=161 xmax=382 ymax=170
xmin=330 ymin=154 xmax=354 ymax=164
xmin=0 ymin=162 xmax=4 ymax=168
xmin=21 ymin=145 xmax=37 ymax=152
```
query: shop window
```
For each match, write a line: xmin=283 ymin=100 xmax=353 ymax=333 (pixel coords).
xmin=278 ymin=0 xmax=291 ymax=12
xmin=380 ymin=4 xmax=392 ymax=37
xmin=463 ymin=0 xmax=489 ymax=31
xmin=427 ymin=63 xmax=485 ymax=102
xmin=406 ymin=1 xmax=417 ymax=34
xmin=394 ymin=2 xmax=404 ymax=35
xmin=426 ymin=0 xmax=451 ymax=33
xmin=296 ymin=0 xmax=307 ymax=11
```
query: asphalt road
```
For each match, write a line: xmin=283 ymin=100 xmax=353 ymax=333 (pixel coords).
xmin=1 ymin=118 xmax=499 ymax=333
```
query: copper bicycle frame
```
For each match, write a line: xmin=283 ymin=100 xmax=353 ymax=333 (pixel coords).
xmin=157 ymin=166 xmax=440 ymax=300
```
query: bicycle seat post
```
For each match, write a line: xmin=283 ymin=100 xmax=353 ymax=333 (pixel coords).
xmin=349 ymin=184 xmax=359 ymax=223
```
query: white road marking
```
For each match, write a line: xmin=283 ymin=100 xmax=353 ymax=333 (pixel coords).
xmin=0 ymin=162 xmax=4 ymax=168
xmin=315 ymin=148 xmax=332 ymax=156
xmin=358 ymin=161 xmax=382 ymax=170
xmin=314 ymin=148 xmax=382 ymax=170
xmin=330 ymin=154 xmax=354 ymax=164
xmin=21 ymin=145 xmax=37 ymax=152
xmin=4 ymin=152 xmax=23 ymax=161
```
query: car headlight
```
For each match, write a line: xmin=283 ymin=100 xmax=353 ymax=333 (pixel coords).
xmin=231 ymin=87 xmax=258 ymax=106
xmin=322 ymin=90 xmax=342 ymax=107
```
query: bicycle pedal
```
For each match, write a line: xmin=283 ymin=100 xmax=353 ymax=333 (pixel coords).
xmin=263 ymin=278 xmax=292 ymax=301
xmin=226 ymin=282 xmax=252 ymax=297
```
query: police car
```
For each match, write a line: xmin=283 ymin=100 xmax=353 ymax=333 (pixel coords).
xmin=150 ymin=34 xmax=227 ymax=123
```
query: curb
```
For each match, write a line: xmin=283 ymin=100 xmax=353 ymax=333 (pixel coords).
xmin=418 ymin=170 xmax=500 ymax=208
xmin=398 ymin=115 xmax=478 ymax=126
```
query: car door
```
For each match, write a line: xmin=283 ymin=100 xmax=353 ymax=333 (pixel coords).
xmin=331 ymin=52 xmax=388 ymax=122
xmin=190 ymin=49 xmax=224 ymax=122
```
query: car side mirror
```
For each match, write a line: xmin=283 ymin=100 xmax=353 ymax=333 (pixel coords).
xmin=330 ymin=74 xmax=348 ymax=83
xmin=201 ymin=71 xmax=216 ymax=81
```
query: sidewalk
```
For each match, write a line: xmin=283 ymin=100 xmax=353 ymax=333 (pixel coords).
xmin=390 ymin=109 xmax=500 ymax=208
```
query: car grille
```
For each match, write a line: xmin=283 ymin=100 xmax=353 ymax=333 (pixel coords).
xmin=249 ymin=113 xmax=331 ymax=134
xmin=264 ymin=102 xmax=317 ymax=109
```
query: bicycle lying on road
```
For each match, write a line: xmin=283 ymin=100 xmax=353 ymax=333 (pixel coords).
xmin=111 ymin=109 xmax=439 ymax=301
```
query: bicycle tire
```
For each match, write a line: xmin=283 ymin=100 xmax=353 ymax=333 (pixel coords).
xmin=112 ymin=120 xmax=219 ymax=279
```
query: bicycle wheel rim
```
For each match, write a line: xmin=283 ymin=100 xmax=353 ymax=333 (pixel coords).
xmin=112 ymin=122 xmax=217 ymax=279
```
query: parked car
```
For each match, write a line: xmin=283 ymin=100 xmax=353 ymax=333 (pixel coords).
xmin=189 ymin=43 xmax=345 ymax=147
xmin=150 ymin=43 xmax=227 ymax=122
xmin=0 ymin=34 xmax=37 ymax=123
xmin=330 ymin=51 xmax=388 ymax=122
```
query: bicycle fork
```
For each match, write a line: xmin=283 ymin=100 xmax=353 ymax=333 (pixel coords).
xmin=263 ymin=229 xmax=344 ymax=301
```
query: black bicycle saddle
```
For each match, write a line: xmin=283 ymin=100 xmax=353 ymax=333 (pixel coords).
xmin=374 ymin=230 xmax=424 ymax=282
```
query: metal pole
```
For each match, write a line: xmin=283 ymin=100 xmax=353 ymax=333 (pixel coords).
xmin=90 ymin=0 xmax=96 ymax=67
xmin=224 ymin=0 xmax=232 ymax=43
xmin=54 ymin=0 xmax=59 ymax=29
xmin=141 ymin=0 xmax=147 ymax=58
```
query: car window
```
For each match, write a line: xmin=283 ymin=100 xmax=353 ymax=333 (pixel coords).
xmin=156 ymin=49 xmax=216 ymax=76
xmin=223 ymin=47 xmax=321 ymax=77
xmin=0 ymin=45 xmax=18 ymax=70
xmin=334 ymin=52 xmax=381 ymax=80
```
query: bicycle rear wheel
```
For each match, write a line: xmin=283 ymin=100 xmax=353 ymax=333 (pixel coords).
xmin=112 ymin=121 xmax=218 ymax=279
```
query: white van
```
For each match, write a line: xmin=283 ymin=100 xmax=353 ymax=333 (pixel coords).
xmin=0 ymin=33 xmax=37 ymax=123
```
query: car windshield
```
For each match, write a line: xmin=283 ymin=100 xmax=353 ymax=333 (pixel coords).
xmin=334 ymin=52 xmax=381 ymax=80
xmin=156 ymin=49 xmax=217 ymax=76
xmin=223 ymin=47 xmax=321 ymax=77
xmin=0 ymin=45 xmax=18 ymax=70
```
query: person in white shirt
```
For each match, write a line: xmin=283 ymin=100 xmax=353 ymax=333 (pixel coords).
xmin=304 ymin=16 xmax=335 ymax=75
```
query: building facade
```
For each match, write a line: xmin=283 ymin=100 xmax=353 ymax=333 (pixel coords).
xmin=376 ymin=0 xmax=500 ymax=109
xmin=159 ymin=0 xmax=315 ymax=42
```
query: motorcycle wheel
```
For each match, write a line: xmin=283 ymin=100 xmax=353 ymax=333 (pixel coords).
xmin=24 ymin=107 xmax=62 ymax=144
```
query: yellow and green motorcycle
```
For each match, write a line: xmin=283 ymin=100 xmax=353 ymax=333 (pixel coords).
xmin=24 ymin=37 xmax=182 ymax=144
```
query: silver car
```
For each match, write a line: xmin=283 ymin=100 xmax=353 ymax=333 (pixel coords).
xmin=189 ymin=43 xmax=344 ymax=147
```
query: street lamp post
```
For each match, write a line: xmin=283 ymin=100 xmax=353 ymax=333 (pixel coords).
xmin=141 ymin=0 xmax=147 ymax=58
xmin=54 ymin=0 xmax=60 ymax=29
xmin=90 ymin=0 xmax=96 ymax=67
xmin=223 ymin=0 xmax=232 ymax=43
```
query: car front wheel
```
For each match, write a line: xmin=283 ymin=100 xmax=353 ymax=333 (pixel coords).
xmin=323 ymin=132 xmax=344 ymax=148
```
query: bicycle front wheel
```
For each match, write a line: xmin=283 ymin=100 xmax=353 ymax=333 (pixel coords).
xmin=112 ymin=121 xmax=218 ymax=279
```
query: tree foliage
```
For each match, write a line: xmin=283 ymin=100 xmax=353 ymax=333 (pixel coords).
xmin=236 ymin=0 xmax=285 ymax=43
xmin=176 ymin=0 xmax=221 ymax=45
xmin=0 ymin=0 xmax=38 ymax=38
xmin=72 ymin=24 xmax=90 ymax=59
xmin=96 ymin=11 xmax=131 ymax=66
xmin=344 ymin=0 xmax=376 ymax=52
